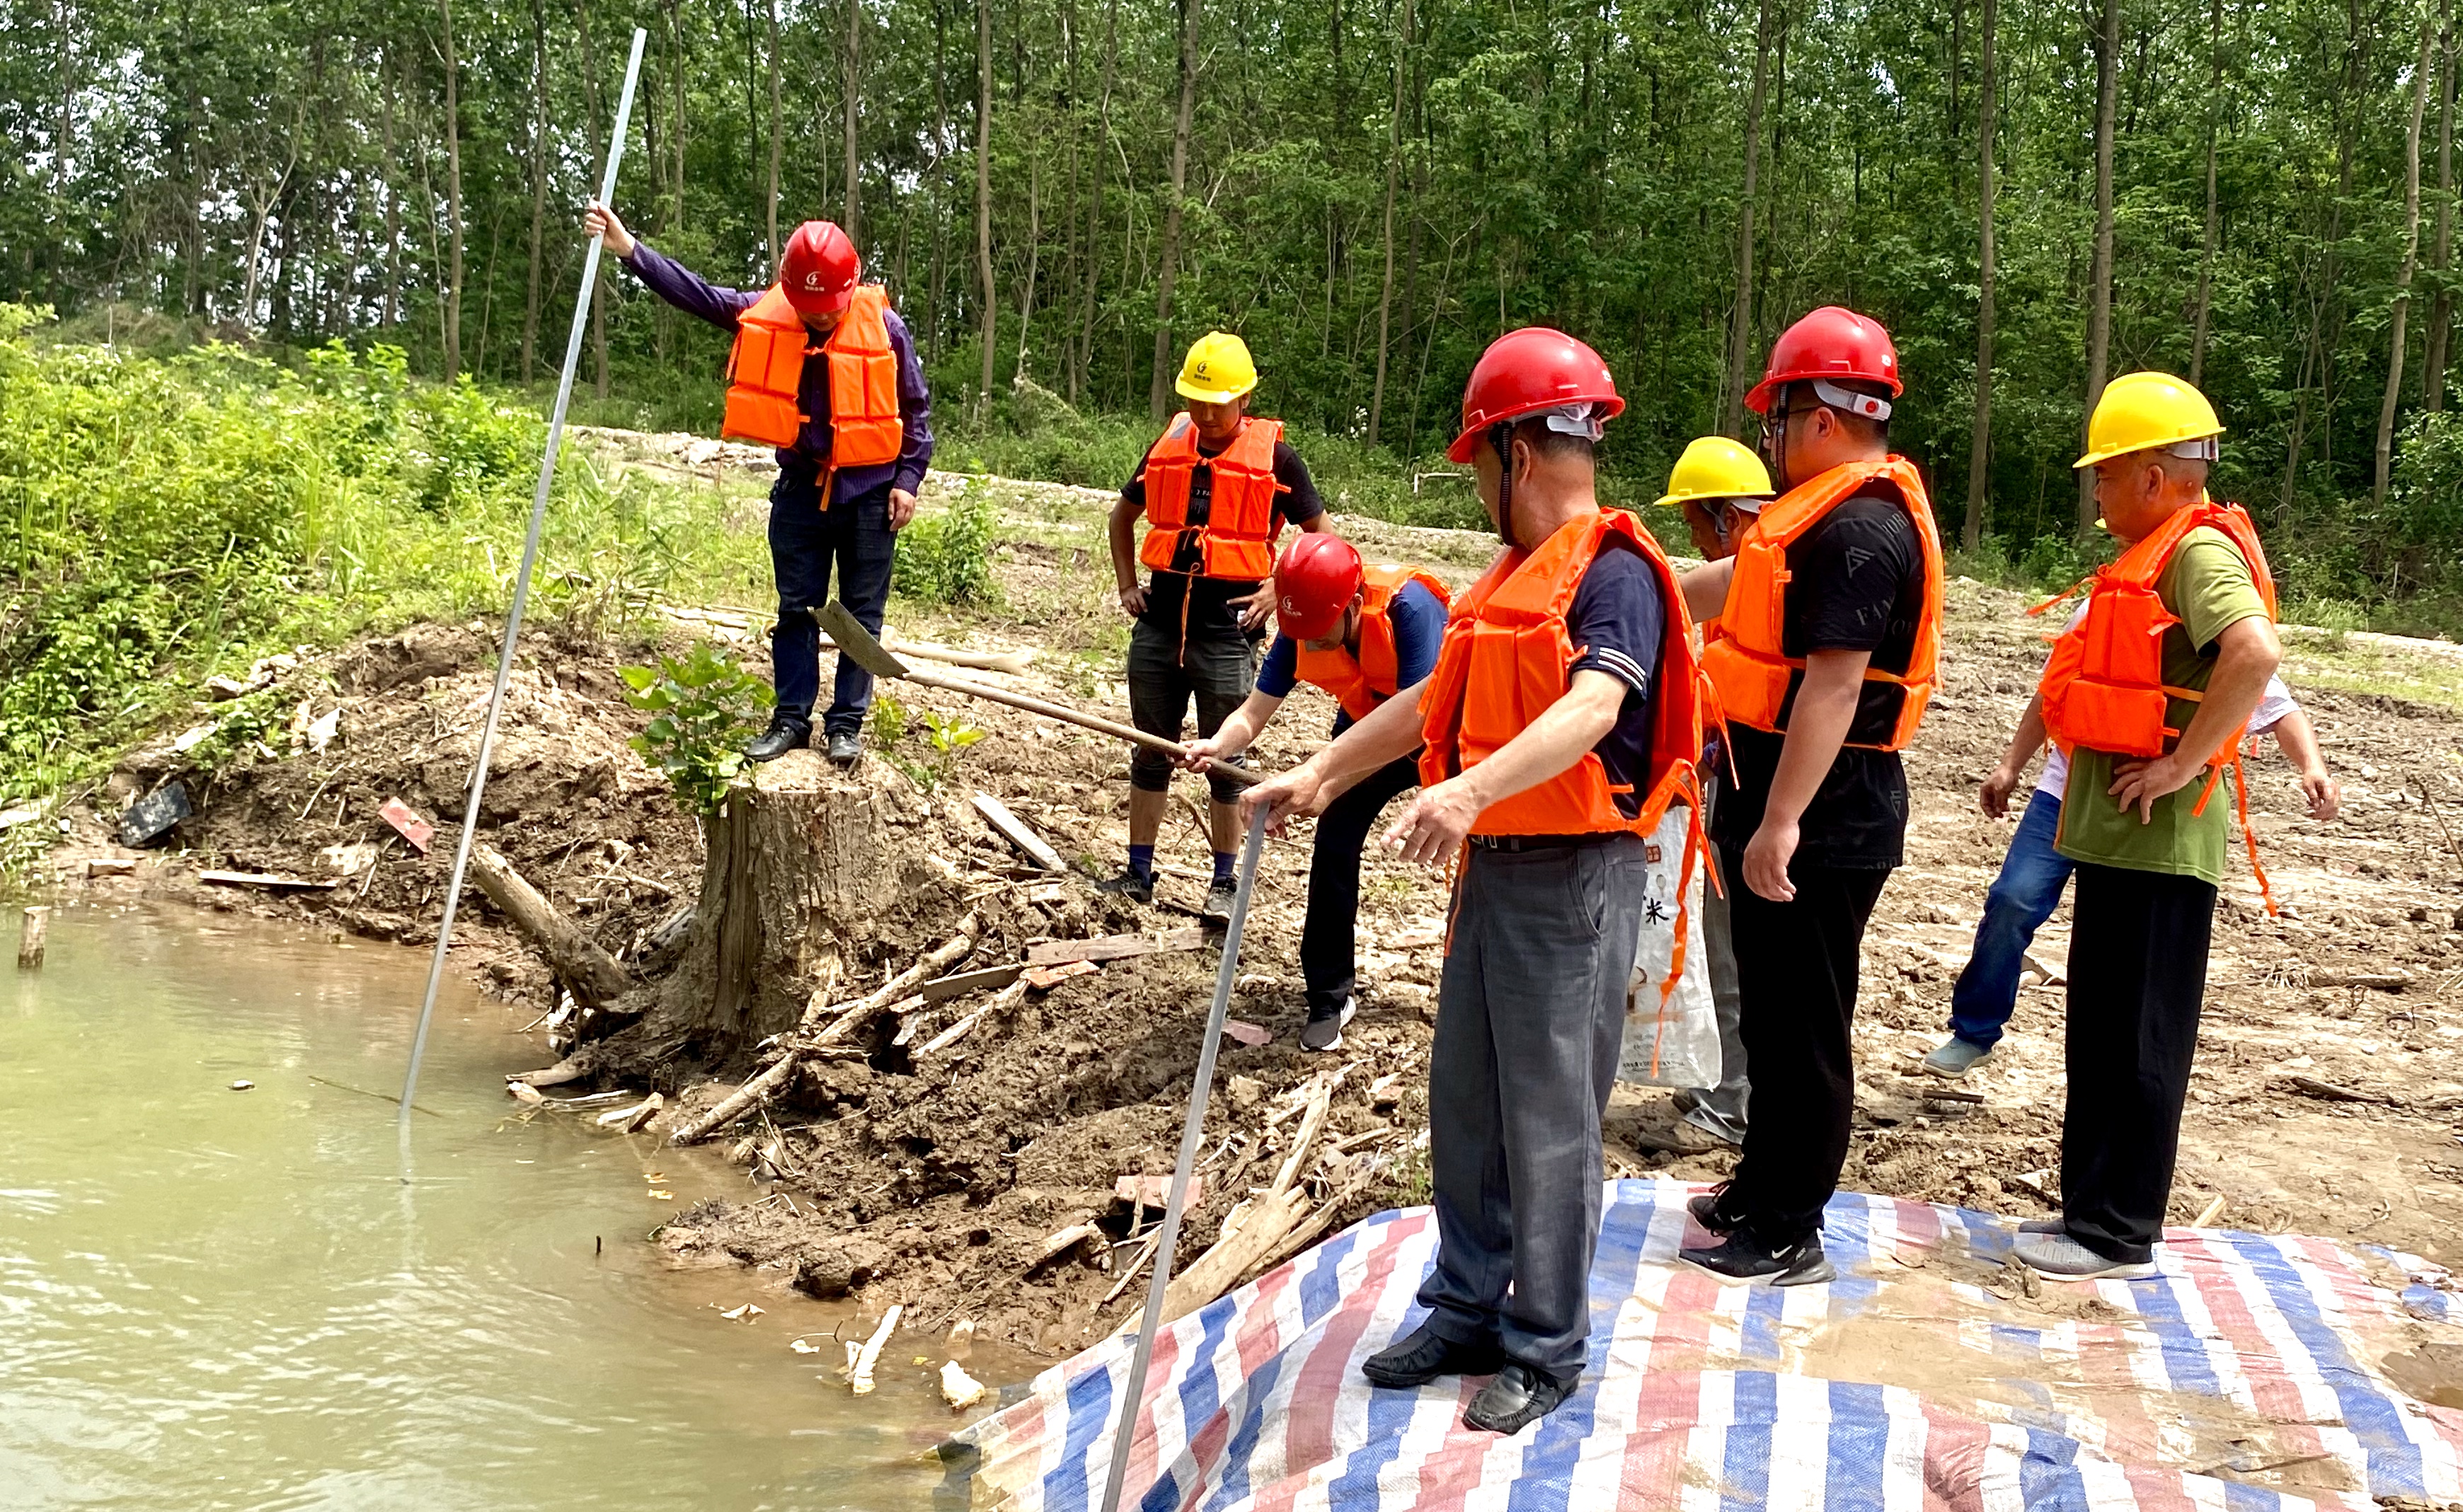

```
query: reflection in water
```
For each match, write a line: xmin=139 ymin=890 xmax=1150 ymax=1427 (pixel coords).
xmin=1 ymin=906 xmax=999 ymax=1510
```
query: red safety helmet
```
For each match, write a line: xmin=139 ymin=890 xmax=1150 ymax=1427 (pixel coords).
xmin=780 ymin=221 xmax=861 ymax=314
xmin=1745 ymin=306 xmax=1901 ymax=415
xmin=1275 ymin=533 xmax=1366 ymax=642
xmin=1447 ymin=327 xmax=1625 ymax=463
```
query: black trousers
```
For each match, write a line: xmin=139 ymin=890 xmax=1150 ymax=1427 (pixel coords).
xmin=2062 ymin=861 xmax=2217 ymax=1263
xmin=767 ymin=474 xmax=897 ymax=733
xmin=1125 ymin=617 xmax=1254 ymax=806
xmin=1721 ymin=847 xmax=1892 ymax=1247
xmin=1298 ymin=755 xmax=1423 ymax=1017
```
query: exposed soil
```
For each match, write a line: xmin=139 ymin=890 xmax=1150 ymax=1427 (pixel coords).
xmin=45 ymin=453 xmax=2463 ymax=1361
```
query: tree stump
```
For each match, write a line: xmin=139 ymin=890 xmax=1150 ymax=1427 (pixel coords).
xmin=646 ymin=750 xmax=946 ymax=1058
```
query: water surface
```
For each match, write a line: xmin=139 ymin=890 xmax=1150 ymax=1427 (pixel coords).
xmin=1 ymin=905 xmax=997 ymax=1510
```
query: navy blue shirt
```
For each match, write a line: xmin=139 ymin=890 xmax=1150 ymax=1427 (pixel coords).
xmin=1563 ymin=540 xmax=1667 ymax=819
xmin=1256 ymin=578 xmax=1448 ymax=734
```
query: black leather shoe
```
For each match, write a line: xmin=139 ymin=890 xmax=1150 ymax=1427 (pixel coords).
xmin=1360 ymin=1322 xmax=1505 ymax=1388
xmin=1462 ymin=1363 xmax=1579 ymax=1435
xmin=825 ymin=729 xmax=861 ymax=768
xmin=744 ymin=715 xmax=812 ymax=763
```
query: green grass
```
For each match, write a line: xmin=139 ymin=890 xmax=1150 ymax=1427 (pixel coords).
xmin=0 ymin=306 xmax=770 ymax=809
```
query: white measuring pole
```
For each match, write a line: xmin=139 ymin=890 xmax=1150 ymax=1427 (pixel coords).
xmin=400 ymin=27 xmax=648 ymax=1137
xmin=1096 ymin=804 xmax=1268 ymax=1512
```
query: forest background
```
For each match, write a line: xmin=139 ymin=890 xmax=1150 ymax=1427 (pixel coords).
xmin=9 ymin=0 xmax=2463 ymax=632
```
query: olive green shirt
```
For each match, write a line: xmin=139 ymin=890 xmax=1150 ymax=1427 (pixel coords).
xmin=2055 ymin=526 xmax=2271 ymax=884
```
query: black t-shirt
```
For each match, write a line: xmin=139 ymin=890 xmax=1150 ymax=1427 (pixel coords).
xmin=1123 ymin=433 xmax=1327 ymax=642
xmin=1564 ymin=541 xmax=1667 ymax=820
xmin=1712 ymin=483 xmax=1927 ymax=869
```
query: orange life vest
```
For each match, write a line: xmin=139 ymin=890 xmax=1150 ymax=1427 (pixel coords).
xmin=1418 ymin=511 xmax=1706 ymax=840
xmin=1292 ymin=565 xmax=1452 ymax=721
xmin=1135 ymin=415 xmax=1287 ymax=580
xmin=2036 ymin=498 xmax=2276 ymax=761
xmin=720 ymin=284 xmax=904 ymax=471
xmin=2031 ymin=497 xmax=2281 ymax=913
xmin=1699 ymin=456 xmax=1944 ymax=751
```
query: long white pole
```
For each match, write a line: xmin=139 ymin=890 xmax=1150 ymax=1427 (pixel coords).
xmin=1096 ymin=805 xmax=1269 ymax=1512
xmin=399 ymin=27 xmax=648 ymax=1139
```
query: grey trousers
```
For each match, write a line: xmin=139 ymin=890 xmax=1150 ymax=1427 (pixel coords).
xmin=1418 ymin=833 xmax=1649 ymax=1377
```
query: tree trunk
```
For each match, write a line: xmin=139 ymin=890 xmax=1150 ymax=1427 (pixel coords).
xmin=1366 ymin=0 xmax=1413 ymax=450
xmin=2428 ymin=2 xmax=2456 ymax=411
xmin=1148 ymin=0 xmax=1202 ymax=421
xmin=975 ymin=0 xmax=997 ymax=403
xmin=440 ymin=0 xmax=466 ymax=376
xmin=1963 ymin=0 xmax=1998 ymax=553
xmin=844 ymin=0 xmax=863 ymax=244
xmin=767 ymin=0 xmax=783 ymax=265
xmin=2077 ymin=0 xmax=2119 ymax=533
xmin=522 ymin=0 xmax=549 ymax=381
xmin=1015 ymin=151 xmax=1040 ymax=381
xmin=1075 ymin=0 xmax=1120 ymax=405
xmin=381 ymin=48 xmax=401 ymax=328
xmin=1723 ymin=0 xmax=1775 ymax=438
xmin=2190 ymin=0 xmax=2223 ymax=386
xmin=2377 ymin=16 xmax=2436 ymax=504
xmin=644 ymin=753 xmax=943 ymax=1058
xmin=668 ymin=0 xmax=688 ymax=229
xmin=470 ymin=844 xmax=633 ymax=1008
xmin=578 ymin=0 xmax=612 ymax=398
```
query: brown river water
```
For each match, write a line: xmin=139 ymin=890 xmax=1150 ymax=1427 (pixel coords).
xmin=1 ymin=904 xmax=1019 ymax=1510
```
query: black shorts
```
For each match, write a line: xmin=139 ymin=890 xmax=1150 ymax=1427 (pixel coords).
xmin=1127 ymin=618 xmax=1253 ymax=804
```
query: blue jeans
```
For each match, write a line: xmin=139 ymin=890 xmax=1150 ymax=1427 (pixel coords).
xmin=1946 ymin=789 xmax=2074 ymax=1050
xmin=767 ymin=473 xmax=897 ymax=734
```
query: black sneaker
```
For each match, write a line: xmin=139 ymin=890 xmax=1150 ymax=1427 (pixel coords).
xmin=1300 ymin=998 xmax=1355 ymax=1053
xmin=825 ymin=729 xmax=862 ymax=768
xmin=1686 ymin=1180 xmax=1747 ymax=1235
xmin=1679 ymin=1230 xmax=1835 ymax=1287
xmin=1360 ymin=1322 xmax=1505 ymax=1388
xmin=1201 ymin=875 xmax=1239 ymax=925
xmin=1095 ymin=870 xmax=1155 ymax=904
xmin=1462 ymin=1362 xmax=1580 ymax=1435
xmin=745 ymin=715 xmax=812 ymax=763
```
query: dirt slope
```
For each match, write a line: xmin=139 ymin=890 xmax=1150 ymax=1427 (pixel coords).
xmin=47 ymin=461 xmax=2463 ymax=1358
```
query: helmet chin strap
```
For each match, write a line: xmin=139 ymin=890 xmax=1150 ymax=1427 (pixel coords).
xmin=1490 ymin=422 xmax=1519 ymax=550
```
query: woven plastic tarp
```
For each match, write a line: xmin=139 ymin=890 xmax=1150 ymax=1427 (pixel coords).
xmin=941 ymin=1177 xmax=2463 ymax=1511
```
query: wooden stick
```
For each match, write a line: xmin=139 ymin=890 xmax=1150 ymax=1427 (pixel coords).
xmin=973 ymin=793 xmax=1067 ymax=870
xmin=16 ymin=905 xmax=49 ymax=970
xmin=799 ymin=913 xmax=980 ymax=1032
xmin=897 ymin=664 xmax=1261 ymax=787
xmin=2190 ymin=1194 xmax=2227 ymax=1228
xmin=846 ymin=1304 xmax=903 ymax=1395
xmin=817 ymin=992 xmax=924 ymax=1049
xmin=668 ymin=1054 xmax=802 ymax=1145
xmin=468 ymin=844 xmax=632 ymax=1008
xmin=1031 ymin=1222 xmax=1103 ymax=1267
xmin=1027 ymin=928 xmax=1206 ymax=967
xmin=918 ymin=979 xmax=1030 ymax=1056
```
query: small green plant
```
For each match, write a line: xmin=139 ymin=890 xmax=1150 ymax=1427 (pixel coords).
xmin=870 ymin=689 xmax=909 ymax=749
xmin=620 ymin=644 xmax=776 ymax=815
xmin=892 ymin=483 xmax=1001 ymax=606
xmin=921 ymin=708 xmax=986 ymax=780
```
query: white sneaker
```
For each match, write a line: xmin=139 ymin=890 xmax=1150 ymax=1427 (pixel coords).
xmin=1301 ymin=997 xmax=1355 ymax=1052
xmin=2014 ymin=1231 xmax=2158 ymax=1281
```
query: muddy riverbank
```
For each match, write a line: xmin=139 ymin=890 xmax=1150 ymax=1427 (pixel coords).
xmin=36 ymin=461 xmax=2463 ymax=1361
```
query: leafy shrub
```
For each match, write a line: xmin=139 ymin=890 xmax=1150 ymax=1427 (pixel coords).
xmin=892 ymin=482 xmax=1000 ymax=606
xmin=619 ymin=645 xmax=776 ymax=815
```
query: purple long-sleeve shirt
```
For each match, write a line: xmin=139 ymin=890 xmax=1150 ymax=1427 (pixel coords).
xmin=621 ymin=240 xmax=934 ymax=504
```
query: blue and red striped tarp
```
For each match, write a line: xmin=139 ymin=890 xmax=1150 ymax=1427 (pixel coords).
xmin=943 ymin=1178 xmax=2463 ymax=1511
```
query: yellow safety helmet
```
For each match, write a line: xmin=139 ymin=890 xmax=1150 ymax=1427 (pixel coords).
xmin=1654 ymin=435 xmax=1776 ymax=510
xmin=1176 ymin=332 xmax=1259 ymax=404
xmin=2074 ymin=371 xmax=2224 ymax=469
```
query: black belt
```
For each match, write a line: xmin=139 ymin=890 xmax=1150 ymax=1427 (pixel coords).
xmin=1466 ymin=832 xmax=1610 ymax=852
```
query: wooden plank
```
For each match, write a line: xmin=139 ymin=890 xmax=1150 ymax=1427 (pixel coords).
xmin=1023 ymin=959 xmax=1101 ymax=990
xmin=199 ymin=870 xmax=338 ymax=891
xmin=1027 ymin=928 xmax=1206 ymax=967
xmin=921 ymin=963 xmax=1025 ymax=1003
xmin=972 ymin=793 xmax=1066 ymax=872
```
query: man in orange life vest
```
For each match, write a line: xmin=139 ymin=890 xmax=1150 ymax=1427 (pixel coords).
xmin=2011 ymin=373 xmax=2282 ymax=1281
xmin=1178 ymin=533 xmax=1449 ymax=1051
xmin=1106 ymin=333 xmax=1331 ymax=925
xmin=1244 ymin=328 xmax=1703 ymax=1434
xmin=1676 ymin=306 xmax=1945 ymax=1286
xmin=583 ymin=202 xmax=932 ymax=767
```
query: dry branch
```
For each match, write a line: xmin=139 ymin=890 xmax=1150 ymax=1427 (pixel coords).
xmin=972 ymin=794 xmax=1065 ymax=871
xmin=469 ymin=844 xmax=631 ymax=1007
xmin=669 ymin=1054 xmax=803 ymax=1145
xmin=799 ymin=913 xmax=981 ymax=1033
